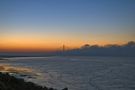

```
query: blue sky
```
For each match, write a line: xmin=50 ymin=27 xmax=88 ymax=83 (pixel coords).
xmin=1 ymin=0 xmax=135 ymax=31
xmin=0 ymin=0 xmax=135 ymax=50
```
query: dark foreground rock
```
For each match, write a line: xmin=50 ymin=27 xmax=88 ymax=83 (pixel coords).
xmin=0 ymin=73 xmax=68 ymax=90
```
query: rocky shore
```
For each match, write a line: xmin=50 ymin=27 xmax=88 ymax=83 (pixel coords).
xmin=0 ymin=73 xmax=68 ymax=90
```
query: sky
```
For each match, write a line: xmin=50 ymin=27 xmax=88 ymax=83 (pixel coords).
xmin=0 ymin=0 xmax=135 ymax=52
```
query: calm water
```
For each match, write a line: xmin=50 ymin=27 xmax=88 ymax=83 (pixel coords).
xmin=0 ymin=56 xmax=135 ymax=90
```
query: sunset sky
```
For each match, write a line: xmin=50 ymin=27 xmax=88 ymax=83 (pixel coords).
xmin=0 ymin=0 xmax=135 ymax=52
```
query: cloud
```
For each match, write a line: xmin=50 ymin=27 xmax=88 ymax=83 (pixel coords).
xmin=62 ymin=41 xmax=135 ymax=57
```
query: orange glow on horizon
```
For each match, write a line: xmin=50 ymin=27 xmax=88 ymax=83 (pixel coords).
xmin=0 ymin=32 xmax=134 ymax=52
xmin=0 ymin=39 xmax=128 ymax=52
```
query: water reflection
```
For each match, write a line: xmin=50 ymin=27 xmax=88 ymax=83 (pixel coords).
xmin=0 ymin=64 xmax=40 ymax=79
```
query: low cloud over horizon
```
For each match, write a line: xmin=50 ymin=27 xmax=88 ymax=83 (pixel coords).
xmin=0 ymin=41 xmax=135 ymax=57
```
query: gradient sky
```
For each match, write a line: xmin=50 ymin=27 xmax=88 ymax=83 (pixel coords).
xmin=0 ymin=0 xmax=135 ymax=52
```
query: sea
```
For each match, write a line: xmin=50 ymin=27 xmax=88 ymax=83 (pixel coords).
xmin=0 ymin=56 xmax=135 ymax=90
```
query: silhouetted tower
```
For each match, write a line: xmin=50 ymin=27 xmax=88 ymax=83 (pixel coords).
xmin=62 ymin=44 xmax=65 ymax=52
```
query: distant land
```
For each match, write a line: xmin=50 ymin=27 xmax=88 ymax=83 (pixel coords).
xmin=0 ymin=41 xmax=135 ymax=57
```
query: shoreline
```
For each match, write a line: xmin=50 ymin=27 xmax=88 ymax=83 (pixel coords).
xmin=0 ymin=58 xmax=8 ymax=61
xmin=0 ymin=72 xmax=68 ymax=90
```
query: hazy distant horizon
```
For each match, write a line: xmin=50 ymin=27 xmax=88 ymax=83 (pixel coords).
xmin=0 ymin=41 xmax=134 ymax=52
xmin=0 ymin=41 xmax=135 ymax=57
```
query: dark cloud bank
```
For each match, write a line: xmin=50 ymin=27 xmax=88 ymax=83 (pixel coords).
xmin=62 ymin=41 xmax=135 ymax=57
xmin=0 ymin=41 xmax=135 ymax=57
